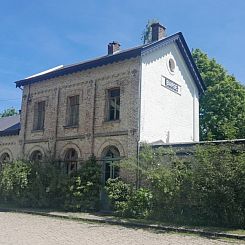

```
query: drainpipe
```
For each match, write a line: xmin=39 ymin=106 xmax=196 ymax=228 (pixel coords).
xmin=136 ymin=56 xmax=143 ymax=189
xmin=91 ymin=80 xmax=97 ymax=156
xmin=21 ymin=83 xmax=31 ymax=158
xmin=53 ymin=87 xmax=60 ymax=159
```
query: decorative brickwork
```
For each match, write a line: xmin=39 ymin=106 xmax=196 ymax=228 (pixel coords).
xmin=15 ymin=57 xmax=141 ymax=162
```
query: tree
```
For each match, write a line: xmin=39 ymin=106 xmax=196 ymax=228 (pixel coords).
xmin=192 ymin=49 xmax=245 ymax=140
xmin=141 ymin=19 xmax=159 ymax=44
xmin=0 ymin=108 xmax=18 ymax=118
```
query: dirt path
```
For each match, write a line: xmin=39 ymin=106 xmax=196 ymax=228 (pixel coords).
xmin=0 ymin=212 xmax=242 ymax=245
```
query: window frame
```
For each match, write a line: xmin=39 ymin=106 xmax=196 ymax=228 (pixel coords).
xmin=30 ymin=150 xmax=43 ymax=163
xmin=64 ymin=148 xmax=78 ymax=174
xmin=106 ymin=88 xmax=120 ymax=121
xmin=66 ymin=95 xmax=80 ymax=127
xmin=33 ymin=100 xmax=46 ymax=131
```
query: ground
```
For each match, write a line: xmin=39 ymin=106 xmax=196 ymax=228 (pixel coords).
xmin=0 ymin=212 xmax=243 ymax=245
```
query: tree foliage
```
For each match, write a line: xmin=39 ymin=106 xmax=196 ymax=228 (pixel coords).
xmin=192 ymin=49 xmax=245 ymax=140
xmin=106 ymin=144 xmax=245 ymax=227
xmin=0 ymin=108 xmax=18 ymax=118
xmin=141 ymin=19 xmax=159 ymax=44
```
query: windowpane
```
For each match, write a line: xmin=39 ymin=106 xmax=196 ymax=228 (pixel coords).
xmin=67 ymin=95 xmax=79 ymax=126
xmin=108 ymin=88 xmax=120 ymax=121
xmin=0 ymin=153 xmax=10 ymax=164
xmin=65 ymin=148 xmax=78 ymax=174
xmin=30 ymin=150 xmax=43 ymax=162
xmin=109 ymin=89 xmax=120 ymax=97
xmin=33 ymin=101 xmax=45 ymax=130
xmin=103 ymin=147 xmax=120 ymax=183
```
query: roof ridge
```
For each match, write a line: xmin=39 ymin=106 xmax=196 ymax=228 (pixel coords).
xmin=15 ymin=32 xmax=205 ymax=94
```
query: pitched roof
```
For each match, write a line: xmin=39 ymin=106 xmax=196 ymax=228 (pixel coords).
xmin=0 ymin=115 xmax=20 ymax=137
xmin=15 ymin=32 xmax=206 ymax=94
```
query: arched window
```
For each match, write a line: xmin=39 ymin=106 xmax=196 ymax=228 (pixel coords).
xmin=64 ymin=148 xmax=78 ymax=174
xmin=30 ymin=150 xmax=43 ymax=162
xmin=102 ymin=146 xmax=120 ymax=183
xmin=0 ymin=152 xmax=11 ymax=170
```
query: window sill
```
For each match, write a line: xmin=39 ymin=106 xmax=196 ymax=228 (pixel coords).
xmin=103 ymin=119 xmax=121 ymax=124
xmin=32 ymin=129 xmax=44 ymax=133
xmin=63 ymin=125 xmax=79 ymax=129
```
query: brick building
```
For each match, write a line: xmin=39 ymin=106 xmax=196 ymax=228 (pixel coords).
xmin=0 ymin=23 xmax=205 ymax=180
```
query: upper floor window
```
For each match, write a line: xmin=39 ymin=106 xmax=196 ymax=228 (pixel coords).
xmin=33 ymin=101 xmax=45 ymax=131
xmin=67 ymin=95 xmax=79 ymax=126
xmin=108 ymin=88 xmax=120 ymax=121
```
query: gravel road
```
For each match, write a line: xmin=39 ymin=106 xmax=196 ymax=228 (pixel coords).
xmin=0 ymin=212 xmax=242 ymax=245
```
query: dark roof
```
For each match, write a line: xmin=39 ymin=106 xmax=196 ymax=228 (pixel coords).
xmin=15 ymin=32 xmax=205 ymax=94
xmin=0 ymin=115 xmax=20 ymax=131
xmin=150 ymin=138 xmax=245 ymax=149
xmin=0 ymin=115 xmax=20 ymax=137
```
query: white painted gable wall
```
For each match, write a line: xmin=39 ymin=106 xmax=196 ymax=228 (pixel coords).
xmin=140 ymin=42 xmax=199 ymax=143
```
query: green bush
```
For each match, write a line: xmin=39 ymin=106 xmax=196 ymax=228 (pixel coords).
xmin=26 ymin=161 xmax=68 ymax=208
xmin=65 ymin=156 xmax=101 ymax=211
xmin=105 ymin=178 xmax=153 ymax=218
xmin=107 ymin=143 xmax=245 ymax=227
xmin=0 ymin=160 xmax=31 ymax=205
xmin=189 ymin=144 xmax=245 ymax=226
xmin=0 ymin=156 xmax=102 ymax=211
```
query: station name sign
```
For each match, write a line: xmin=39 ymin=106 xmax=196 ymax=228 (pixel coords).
xmin=161 ymin=76 xmax=181 ymax=95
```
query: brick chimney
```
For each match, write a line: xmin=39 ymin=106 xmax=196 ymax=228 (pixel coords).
xmin=108 ymin=41 xmax=120 ymax=55
xmin=151 ymin=23 xmax=166 ymax=42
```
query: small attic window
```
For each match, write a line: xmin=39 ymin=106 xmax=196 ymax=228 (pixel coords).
xmin=168 ymin=58 xmax=176 ymax=73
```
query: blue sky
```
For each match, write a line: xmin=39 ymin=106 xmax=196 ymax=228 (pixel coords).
xmin=0 ymin=0 xmax=244 ymax=112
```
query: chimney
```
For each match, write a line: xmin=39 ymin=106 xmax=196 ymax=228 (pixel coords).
xmin=151 ymin=23 xmax=166 ymax=42
xmin=108 ymin=41 xmax=120 ymax=55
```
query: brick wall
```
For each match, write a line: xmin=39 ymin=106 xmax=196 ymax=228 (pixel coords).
xmin=0 ymin=135 xmax=20 ymax=162
xmin=19 ymin=57 xmax=141 ymax=161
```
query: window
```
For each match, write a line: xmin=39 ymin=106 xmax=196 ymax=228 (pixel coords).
xmin=30 ymin=150 xmax=43 ymax=162
xmin=64 ymin=148 xmax=78 ymax=174
xmin=102 ymin=146 xmax=120 ymax=183
xmin=167 ymin=57 xmax=176 ymax=74
xmin=168 ymin=58 xmax=176 ymax=73
xmin=108 ymin=88 xmax=120 ymax=121
xmin=0 ymin=153 xmax=10 ymax=170
xmin=67 ymin=95 xmax=79 ymax=126
xmin=0 ymin=152 xmax=10 ymax=164
xmin=33 ymin=101 xmax=45 ymax=131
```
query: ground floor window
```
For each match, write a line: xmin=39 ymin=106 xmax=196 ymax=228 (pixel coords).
xmin=64 ymin=148 xmax=78 ymax=174
xmin=102 ymin=146 xmax=120 ymax=183
xmin=30 ymin=150 xmax=43 ymax=162
xmin=0 ymin=152 xmax=10 ymax=169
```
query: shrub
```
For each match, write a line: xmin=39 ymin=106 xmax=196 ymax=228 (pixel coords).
xmin=0 ymin=156 xmax=102 ymax=211
xmin=26 ymin=161 xmax=68 ymax=208
xmin=105 ymin=178 xmax=153 ymax=218
xmin=109 ymin=143 xmax=245 ymax=227
xmin=65 ymin=156 xmax=102 ymax=211
xmin=0 ymin=160 xmax=31 ymax=205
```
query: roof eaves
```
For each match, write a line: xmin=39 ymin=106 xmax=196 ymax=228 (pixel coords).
xmin=15 ymin=47 xmax=142 ymax=88
xmin=141 ymin=32 xmax=206 ymax=94
xmin=0 ymin=129 xmax=20 ymax=137
xmin=175 ymin=33 xmax=206 ymax=94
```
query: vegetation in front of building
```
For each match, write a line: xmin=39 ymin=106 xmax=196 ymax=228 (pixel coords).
xmin=0 ymin=143 xmax=244 ymax=228
xmin=0 ymin=156 xmax=101 ymax=211
xmin=106 ymin=144 xmax=245 ymax=228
